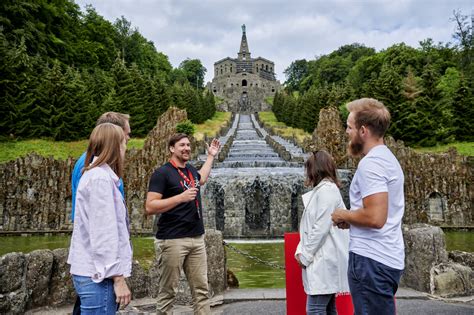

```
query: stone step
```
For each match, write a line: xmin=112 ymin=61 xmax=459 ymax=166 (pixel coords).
xmin=215 ymin=160 xmax=302 ymax=168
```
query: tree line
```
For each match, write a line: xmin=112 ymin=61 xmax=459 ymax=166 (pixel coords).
xmin=277 ymin=11 xmax=473 ymax=146
xmin=0 ymin=0 xmax=215 ymax=141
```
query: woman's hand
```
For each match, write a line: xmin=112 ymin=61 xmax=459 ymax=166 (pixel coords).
xmin=113 ymin=276 xmax=131 ymax=308
xmin=295 ymin=254 xmax=306 ymax=269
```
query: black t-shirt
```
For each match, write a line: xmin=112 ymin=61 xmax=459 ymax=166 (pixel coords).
xmin=148 ymin=162 xmax=204 ymax=239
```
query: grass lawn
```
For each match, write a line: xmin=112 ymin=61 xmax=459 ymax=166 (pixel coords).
xmin=0 ymin=112 xmax=231 ymax=164
xmin=413 ymin=142 xmax=474 ymax=156
xmin=258 ymin=111 xmax=311 ymax=145
xmin=0 ymin=138 xmax=145 ymax=164
xmin=194 ymin=111 xmax=232 ymax=141
xmin=264 ymin=96 xmax=274 ymax=105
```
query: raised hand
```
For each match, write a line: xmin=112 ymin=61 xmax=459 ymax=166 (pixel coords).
xmin=206 ymin=138 xmax=221 ymax=157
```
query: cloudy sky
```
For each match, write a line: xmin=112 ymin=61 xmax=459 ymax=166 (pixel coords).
xmin=75 ymin=0 xmax=472 ymax=83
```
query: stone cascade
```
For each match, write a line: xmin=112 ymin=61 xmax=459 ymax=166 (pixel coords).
xmin=215 ymin=115 xmax=301 ymax=168
xmin=201 ymin=168 xmax=353 ymax=238
xmin=251 ymin=114 xmax=306 ymax=162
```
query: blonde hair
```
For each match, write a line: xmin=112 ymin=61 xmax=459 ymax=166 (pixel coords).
xmin=96 ymin=112 xmax=130 ymax=129
xmin=83 ymin=123 xmax=125 ymax=178
xmin=346 ymin=98 xmax=391 ymax=138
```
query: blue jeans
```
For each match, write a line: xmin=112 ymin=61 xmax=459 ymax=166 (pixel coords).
xmin=307 ymin=294 xmax=337 ymax=315
xmin=348 ymin=252 xmax=403 ymax=315
xmin=72 ymin=275 xmax=118 ymax=315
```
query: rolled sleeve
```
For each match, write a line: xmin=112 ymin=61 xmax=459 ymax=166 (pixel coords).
xmin=87 ymin=178 xmax=121 ymax=282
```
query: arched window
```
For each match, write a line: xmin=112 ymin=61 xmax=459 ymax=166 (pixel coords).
xmin=242 ymin=80 xmax=247 ymax=86
xmin=428 ymin=192 xmax=445 ymax=221
xmin=266 ymin=65 xmax=268 ymax=71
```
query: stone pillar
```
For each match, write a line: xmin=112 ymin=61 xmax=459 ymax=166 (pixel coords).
xmin=401 ymin=224 xmax=448 ymax=292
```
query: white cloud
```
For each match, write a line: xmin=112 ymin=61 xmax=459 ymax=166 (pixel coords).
xmin=75 ymin=0 xmax=473 ymax=83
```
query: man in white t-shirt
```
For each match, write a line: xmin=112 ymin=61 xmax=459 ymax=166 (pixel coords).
xmin=331 ymin=98 xmax=404 ymax=315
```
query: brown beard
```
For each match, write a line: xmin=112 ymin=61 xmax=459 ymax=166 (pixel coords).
xmin=348 ymin=133 xmax=364 ymax=157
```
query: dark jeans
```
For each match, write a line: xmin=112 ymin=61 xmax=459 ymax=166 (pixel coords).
xmin=72 ymin=296 xmax=81 ymax=315
xmin=307 ymin=293 xmax=337 ymax=315
xmin=348 ymin=252 xmax=403 ymax=315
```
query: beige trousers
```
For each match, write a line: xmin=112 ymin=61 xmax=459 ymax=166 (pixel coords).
xmin=155 ymin=235 xmax=210 ymax=315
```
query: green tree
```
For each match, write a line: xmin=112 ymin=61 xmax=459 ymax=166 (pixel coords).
xmin=283 ymin=59 xmax=308 ymax=93
xmin=179 ymin=59 xmax=207 ymax=89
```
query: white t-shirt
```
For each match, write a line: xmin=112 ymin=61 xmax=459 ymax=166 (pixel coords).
xmin=349 ymin=145 xmax=405 ymax=270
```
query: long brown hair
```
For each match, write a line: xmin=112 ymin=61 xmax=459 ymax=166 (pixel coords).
xmin=83 ymin=123 xmax=125 ymax=178
xmin=304 ymin=150 xmax=340 ymax=188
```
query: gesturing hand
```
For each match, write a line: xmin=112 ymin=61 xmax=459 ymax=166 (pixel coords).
xmin=206 ymin=138 xmax=221 ymax=157
xmin=180 ymin=188 xmax=198 ymax=202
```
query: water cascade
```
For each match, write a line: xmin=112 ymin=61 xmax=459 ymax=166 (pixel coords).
xmin=199 ymin=114 xmax=352 ymax=238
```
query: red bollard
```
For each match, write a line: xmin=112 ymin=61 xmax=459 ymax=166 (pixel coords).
xmin=284 ymin=232 xmax=354 ymax=315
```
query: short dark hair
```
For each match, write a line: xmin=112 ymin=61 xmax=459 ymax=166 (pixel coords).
xmin=304 ymin=150 xmax=340 ymax=188
xmin=168 ymin=133 xmax=189 ymax=150
xmin=346 ymin=98 xmax=391 ymax=138
xmin=96 ymin=112 xmax=130 ymax=129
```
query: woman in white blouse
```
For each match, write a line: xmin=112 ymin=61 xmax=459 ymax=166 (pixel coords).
xmin=68 ymin=123 xmax=132 ymax=314
xmin=295 ymin=150 xmax=350 ymax=315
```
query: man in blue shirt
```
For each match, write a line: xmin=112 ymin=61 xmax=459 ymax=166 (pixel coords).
xmin=71 ymin=112 xmax=131 ymax=221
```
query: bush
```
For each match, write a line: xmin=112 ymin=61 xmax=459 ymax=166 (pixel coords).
xmin=176 ymin=120 xmax=196 ymax=136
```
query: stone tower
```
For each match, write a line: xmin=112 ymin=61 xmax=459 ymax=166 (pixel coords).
xmin=208 ymin=25 xmax=281 ymax=113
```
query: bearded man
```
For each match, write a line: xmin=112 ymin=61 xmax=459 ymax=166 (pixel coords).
xmin=331 ymin=98 xmax=405 ymax=315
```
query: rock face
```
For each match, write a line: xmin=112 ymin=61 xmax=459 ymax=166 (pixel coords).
xmin=205 ymin=229 xmax=227 ymax=295
xmin=401 ymin=224 xmax=473 ymax=297
xmin=0 ymin=252 xmax=27 ymax=314
xmin=449 ymin=250 xmax=474 ymax=269
xmin=0 ymin=252 xmax=25 ymax=293
xmin=25 ymin=249 xmax=54 ymax=308
xmin=48 ymin=248 xmax=76 ymax=306
xmin=431 ymin=262 xmax=474 ymax=297
xmin=127 ymin=260 xmax=150 ymax=299
xmin=402 ymin=224 xmax=449 ymax=292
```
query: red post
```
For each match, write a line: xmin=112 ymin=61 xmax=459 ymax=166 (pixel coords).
xmin=284 ymin=232 xmax=354 ymax=315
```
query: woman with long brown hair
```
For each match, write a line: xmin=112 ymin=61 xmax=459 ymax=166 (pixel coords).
xmin=68 ymin=123 xmax=132 ymax=314
xmin=295 ymin=150 xmax=349 ymax=315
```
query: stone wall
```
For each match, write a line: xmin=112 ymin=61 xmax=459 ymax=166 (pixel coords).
xmin=307 ymin=106 xmax=473 ymax=227
xmin=0 ymin=230 xmax=226 ymax=314
xmin=401 ymin=224 xmax=473 ymax=297
xmin=202 ymin=170 xmax=353 ymax=237
xmin=0 ymin=107 xmax=188 ymax=233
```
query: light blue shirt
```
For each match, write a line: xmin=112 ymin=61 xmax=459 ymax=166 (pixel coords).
xmin=71 ymin=152 xmax=125 ymax=222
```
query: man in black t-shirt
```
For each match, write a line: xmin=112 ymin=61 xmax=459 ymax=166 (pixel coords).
xmin=146 ymin=133 xmax=220 ymax=315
